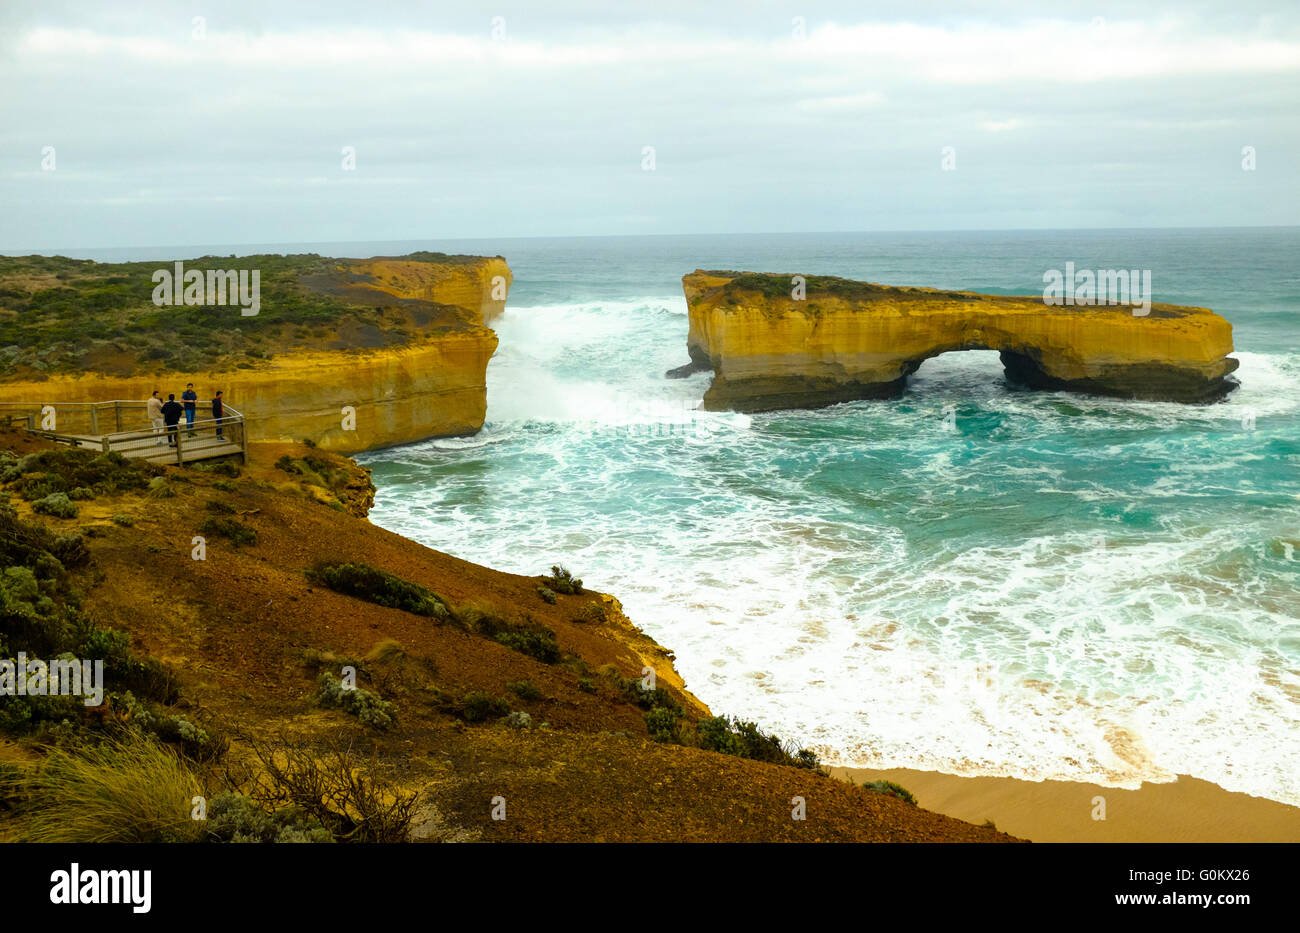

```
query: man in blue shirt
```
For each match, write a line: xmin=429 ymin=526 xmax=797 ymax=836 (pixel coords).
xmin=182 ymin=383 xmax=198 ymax=435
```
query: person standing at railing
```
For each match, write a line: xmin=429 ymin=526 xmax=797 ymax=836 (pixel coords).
xmin=182 ymin=383 xmax=198 ymax=436
xmin=212 ymin=390 xmax=225 ymax=439
xmin=147 ymin=390 xmax=165 ymax=446
xmin=162 ymin=394 xmax=184 ymax=448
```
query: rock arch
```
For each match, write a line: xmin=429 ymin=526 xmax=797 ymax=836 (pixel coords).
xmin=671 ymin=271 xmax=1239 ymax=411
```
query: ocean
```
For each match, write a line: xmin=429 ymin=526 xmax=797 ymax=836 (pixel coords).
xmin=40 ymin=228 xmax=1300 ymax=805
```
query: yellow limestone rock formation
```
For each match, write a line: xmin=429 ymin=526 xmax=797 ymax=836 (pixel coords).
xmin=672 ymin=270 xmax=1239 ymax=411
xmin=0 ymin=255 xmax=513 ymax=453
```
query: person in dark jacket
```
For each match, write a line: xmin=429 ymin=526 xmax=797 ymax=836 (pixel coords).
xmin=181 ymin=383 xmax=198 ymax=435
xmin=161 ymin=394 xmax=184 ymax=447
xmin=212 ymin=390 xmax=224 ymax=438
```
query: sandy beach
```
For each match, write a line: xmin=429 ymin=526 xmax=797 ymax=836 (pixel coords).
xmin=832 ymin=767 xmax=1300 ymax=843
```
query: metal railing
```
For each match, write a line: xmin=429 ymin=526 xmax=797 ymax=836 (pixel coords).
xmin=0 ymin=400 xmax=247 ymax=464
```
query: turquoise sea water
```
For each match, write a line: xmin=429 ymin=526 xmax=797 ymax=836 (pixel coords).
xmin=45 ymin=229 xmax=1300 ymax=804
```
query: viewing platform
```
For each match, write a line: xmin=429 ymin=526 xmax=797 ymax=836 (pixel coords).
xmin=0 ymin=400 xmax=248 ymax=465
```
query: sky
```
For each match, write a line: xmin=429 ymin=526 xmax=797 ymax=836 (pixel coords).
xmin=1 ymin=1 xmax=1298 ymax=250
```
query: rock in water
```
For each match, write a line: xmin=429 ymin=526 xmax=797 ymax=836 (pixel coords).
xmin=681 ymin=270 xmax=1239 ymax=411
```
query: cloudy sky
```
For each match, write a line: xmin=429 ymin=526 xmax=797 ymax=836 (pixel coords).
xmin=2 ymin=1 xmax=1297 ymax=249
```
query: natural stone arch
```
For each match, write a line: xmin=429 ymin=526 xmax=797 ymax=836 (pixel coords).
xmin=671 ymin=270 xmax=1239 ymax=412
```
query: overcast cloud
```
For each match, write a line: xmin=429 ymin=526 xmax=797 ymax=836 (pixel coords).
xmin=1 ymin=1 xmax=1297 ymax=249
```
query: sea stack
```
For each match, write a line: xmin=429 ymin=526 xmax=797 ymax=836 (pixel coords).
xmin=676 ymin=270 xmax=1239 ymax=412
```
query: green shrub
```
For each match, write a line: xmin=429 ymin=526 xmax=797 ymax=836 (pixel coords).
xmin=645 ymin=706 xmax=681 ymax=743
xmin=212 ymin=480 xmax=237 ymax=493
xmin=494 ymin=626 xmax=561 ymax=664
xmin=3 ymin=449 xmax=154 ymax=498
xmin=507 ymin=680 xmax=542 ymax=701
xmin=307 ymin=562 xmax=447 ymax=618
xmin=275 ymin=455 xmax=301 ymax=474
xmin=32 ymin=493 xmax=77 ymax=518
xmin=459 ymin=691 xmax=510 ymax=723
xmin=315 ymin=673 xmax=395 ymax=730
xmin=503 ymin=711 xmax=532 ymax=730
xmin=204 ymin=500 xmax=235 ymax=514
xmin=0 ymin=689 xmax=79 ymax=734
xmin=614 ymin=674 xmax=683 ymax=715
xmin=198 ymin=461 xmax=241 ymax=478
xmin=864 ymin=780 xmax=916 ymax=806
xmin=81 ymin=628 xmax=181 ymax=705
xmin=113 ymin=691 xmax=223 ymax=760
xmin=535 ymin=585 xmax=557 ymax=604
xmin=694 ymin=716 xmax=821 ymax=770
xmin=543 ymin=565 xmax=583 ymax=595
xmin=199 ymin=516 xmax=258 ymax=547
xmin=111 ymin=513 xmax=133 ymax=526
xmin=67 ymin=487 xmax=95 ymax=501
xmin=50 ymin=533 xmax=88 ymax=567
xmin=206 ymin=791 xmax=334 ymax=843
xmin=577 ymin=677 xmax=596 ymax=693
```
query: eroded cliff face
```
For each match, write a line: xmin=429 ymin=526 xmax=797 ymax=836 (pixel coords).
xmin=0 ymin=255 xmax=512 ymax=452
xmin=332 ymin=256 xmax=512 ymax=326
xmin=678 ymin=271 xmax=1239 ymax=410
xmin=0 ymin=333 xmax=497 ymax=452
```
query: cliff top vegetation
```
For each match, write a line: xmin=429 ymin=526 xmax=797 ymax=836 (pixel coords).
xmin=0 ymin=252 xmax=501 ymax=379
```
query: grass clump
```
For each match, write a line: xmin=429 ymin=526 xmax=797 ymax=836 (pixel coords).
xmin=18 ymin=735 xmax=204 ymax=842
xmin=307 ymin=561 xmax=447 ymax=619
xmin=199 ymin=515 xmax=258 ymax=547
xmin=147 ymin=476 xmax=175 ymax=499
xmin=535 ymin=585 xmax=557 ymax=604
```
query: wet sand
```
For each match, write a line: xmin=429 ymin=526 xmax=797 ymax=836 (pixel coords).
xmin=832 ymin=767 xmax=1300 ymax=842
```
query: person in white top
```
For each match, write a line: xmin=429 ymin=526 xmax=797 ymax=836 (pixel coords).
xmin=146 ymin=390 xmax=165 ymax=445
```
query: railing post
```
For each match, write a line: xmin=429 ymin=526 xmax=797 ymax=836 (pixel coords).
xmin=102 ymin=436 xmax=110 ymax=453
xmin=241 ymin=418 xmax=248 ymax=462
xmin=89 ymin=405 xmax=99 ymax=435
xmin=175 ymin=426 xmax=184 ymax=465
xmin=114 ymin=402 xmax=122 ymax=433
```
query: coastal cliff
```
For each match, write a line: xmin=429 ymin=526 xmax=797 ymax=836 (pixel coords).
xmin=0 ymin=427 xmax=1018 ymax=843
xmin=0 ymin=252 xmax=512 ymax=452
xmin=676 ymin=270 xmax=1239 ymax=411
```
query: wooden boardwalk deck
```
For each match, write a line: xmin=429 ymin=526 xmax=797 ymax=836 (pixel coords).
xmin=54 ymin=431 xmax=246 ymax=464
xmin=2 ymin=400 xmax=248 ymax=465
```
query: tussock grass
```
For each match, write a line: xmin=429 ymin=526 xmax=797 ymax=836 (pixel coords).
xmin=19 ymin=736 xmax=204 ymax=842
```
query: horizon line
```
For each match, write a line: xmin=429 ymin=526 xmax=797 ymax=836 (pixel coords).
xmin=3 ymin=223 xmax=1298 ymax=257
